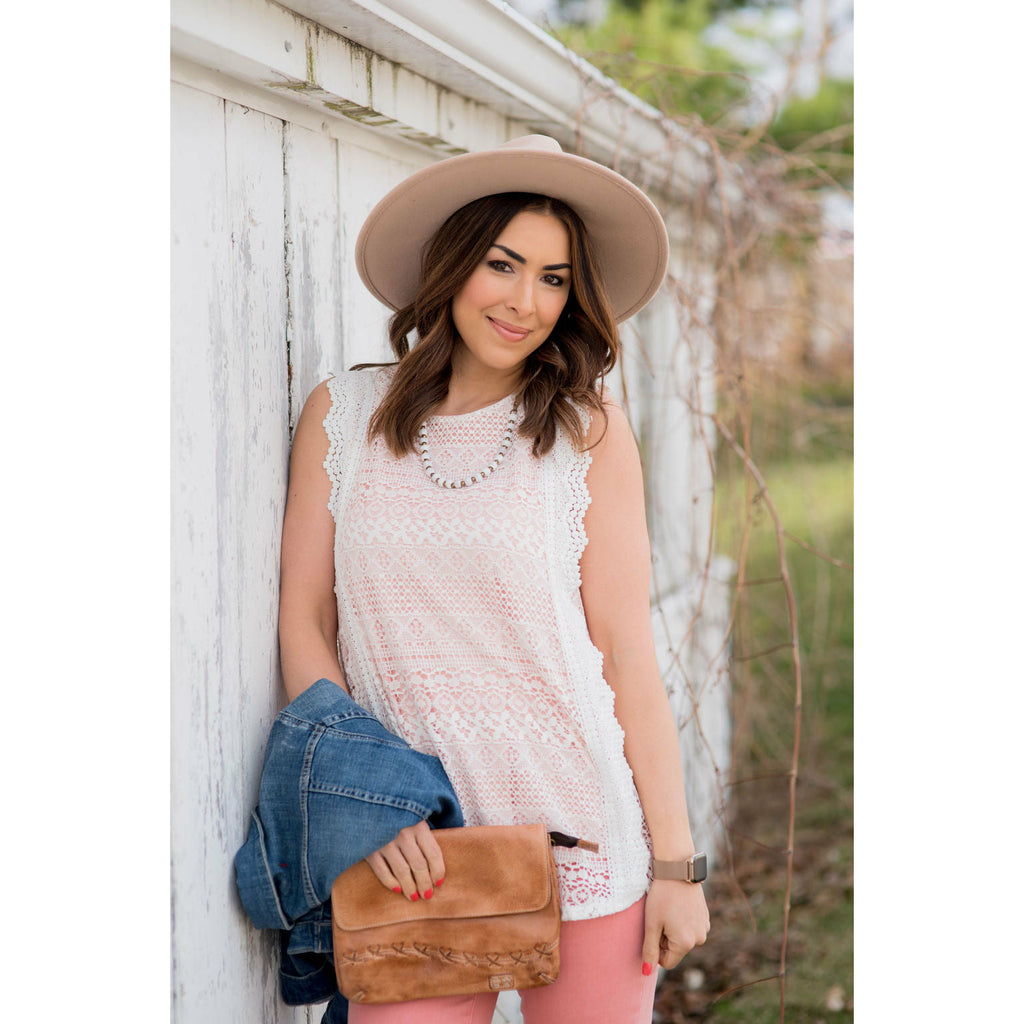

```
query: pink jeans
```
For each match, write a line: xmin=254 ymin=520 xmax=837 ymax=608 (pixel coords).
xmin=347 ymin=897 xmax=656 ymax=1024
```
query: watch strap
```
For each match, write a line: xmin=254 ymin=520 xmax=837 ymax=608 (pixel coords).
xmin=651 ymin=853 xmax=708 ymax=883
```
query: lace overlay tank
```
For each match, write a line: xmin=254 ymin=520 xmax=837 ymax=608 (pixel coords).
xmin=323 ymin=368 xmax=651 ymax=920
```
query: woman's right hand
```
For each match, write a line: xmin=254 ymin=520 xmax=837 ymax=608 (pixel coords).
xmin=364 ymin=819 xmax=446 ymax=902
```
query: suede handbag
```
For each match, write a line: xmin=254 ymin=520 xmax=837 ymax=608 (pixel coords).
xmin=330 ymin=823 xmax=596 ymax=1005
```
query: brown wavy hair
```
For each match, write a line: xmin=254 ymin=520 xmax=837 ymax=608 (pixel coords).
xmin=357 ymin=191 xmax=619 ymax=457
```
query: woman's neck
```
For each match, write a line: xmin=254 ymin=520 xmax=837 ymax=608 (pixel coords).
xmin=434 ymin=355 xmax=521 ymax=416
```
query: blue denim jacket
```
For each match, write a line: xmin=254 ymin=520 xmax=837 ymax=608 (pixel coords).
xmin=234 ymin=679 xmax=464 ymax=1020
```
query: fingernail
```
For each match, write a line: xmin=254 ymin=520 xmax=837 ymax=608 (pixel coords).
xmin=423 ymin=888 xmax=433 ymax=900
xmin=410 ymin=892 xmax=419 ymax=902
xmin=642 ymin=963 xmax=652 ymax=977
xmin=392 ymin=886 xmax=402 ymax=893
xmin=435 ymin=877 xmax=444 ymax=887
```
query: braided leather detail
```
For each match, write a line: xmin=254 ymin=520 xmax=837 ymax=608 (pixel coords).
xmin=336 ymin=940 xmax=559 ymax=969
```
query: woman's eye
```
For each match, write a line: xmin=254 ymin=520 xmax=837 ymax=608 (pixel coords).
xmin=543 ymin=274 xmax=566 ymax=287
xmin=488 ymin=260 xmax=513 ymax=273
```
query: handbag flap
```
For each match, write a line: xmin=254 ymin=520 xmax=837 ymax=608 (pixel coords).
xmin=332 ymin=824 xmax=555 ymax=932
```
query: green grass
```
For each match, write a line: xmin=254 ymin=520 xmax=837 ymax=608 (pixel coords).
xmin=657 ymin=387 xmax=853 ymax=1022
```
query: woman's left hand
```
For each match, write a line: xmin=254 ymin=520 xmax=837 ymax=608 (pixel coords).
xmin=641 ymin=878 xmax=711 ymax=973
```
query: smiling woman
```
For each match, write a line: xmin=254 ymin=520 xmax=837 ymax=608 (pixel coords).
xmin=275 ymin=135 xmax=709 ymax=1023
xmin=363 ymin=188 xmax=619 ymax=458
xmin=449 ymin=210 xmax=572 ymax=395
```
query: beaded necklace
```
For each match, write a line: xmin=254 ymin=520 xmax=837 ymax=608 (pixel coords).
xmin=417 ymin=404 xmax=519 ymax=489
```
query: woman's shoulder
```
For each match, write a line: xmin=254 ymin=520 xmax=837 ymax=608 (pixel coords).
xmin=325 ymin=364 xmax=391 ymax=395
xmin=290 ymin=370 xmax=381 ymax=448
xmin=580 ymin=394 xmax=646 ymax=529
xmin=306 ymin=365 xmax=393 ymax=414
xmin=582 ymin=390 xmax=634 ymax=457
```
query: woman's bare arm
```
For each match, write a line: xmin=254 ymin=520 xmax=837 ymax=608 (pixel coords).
xmin=278 ymin=380 xmax=348 ymax=701
xmin=579 ymin=399 xmax=710 ymax=971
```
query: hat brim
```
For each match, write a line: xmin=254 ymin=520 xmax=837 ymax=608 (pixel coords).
xmin=355 ymin=146 xmax=669 ymax=324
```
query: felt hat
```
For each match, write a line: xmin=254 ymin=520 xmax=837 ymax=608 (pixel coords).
xmin=355 ymin=135 xmax=669 ymax=324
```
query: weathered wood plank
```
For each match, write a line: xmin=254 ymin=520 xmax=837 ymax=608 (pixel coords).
xmin=171 ymin=81 xmax=233 ymax=1021
xmin=171 ymin=82 xmax=305 ymax=1023
xmin=337 ymin=140 xmax=431 ymax=368
xmin=221 ymin=94 xmax=299 ymax=1023
xmin=282 ymin=120 xmax=343 ymax=429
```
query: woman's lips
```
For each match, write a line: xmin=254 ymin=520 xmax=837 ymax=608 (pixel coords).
xmin=487 ymin=316 xmax=530 ymax=342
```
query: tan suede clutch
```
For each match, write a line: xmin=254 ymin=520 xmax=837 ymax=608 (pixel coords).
xmin=330 ymin=823 xmax=562 ymax=1004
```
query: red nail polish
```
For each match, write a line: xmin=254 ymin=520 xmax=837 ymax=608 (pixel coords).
xmin=392 ymin=886 xmax=402 ymax=893
xmin=642 ymin=963 xmax=652 ymax=977
xmin=410 ymin=892 xmax=419 ymax=902
xmin=424 ymin=888 xmax=433 ymax=900
xmin=435 ymin=878 xmax=444 ymax=887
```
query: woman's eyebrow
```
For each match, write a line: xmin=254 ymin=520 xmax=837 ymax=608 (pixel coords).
xmin=492 ymin=243 xmax=570 ymax=272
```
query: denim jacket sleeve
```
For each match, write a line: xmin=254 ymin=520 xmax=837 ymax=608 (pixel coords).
xmin=234 ymin=678 xmax=464 ymax=933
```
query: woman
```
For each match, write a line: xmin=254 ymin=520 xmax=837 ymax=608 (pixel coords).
xmin=278 ymin=136 xmax=710 ymax=1023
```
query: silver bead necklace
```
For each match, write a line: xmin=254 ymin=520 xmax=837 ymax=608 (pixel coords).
xmin=417 ymin=404 xmax=519 ymax=489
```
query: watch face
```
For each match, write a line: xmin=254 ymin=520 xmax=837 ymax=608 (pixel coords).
xmin=690 ymin=853 xmax=708 ymax=883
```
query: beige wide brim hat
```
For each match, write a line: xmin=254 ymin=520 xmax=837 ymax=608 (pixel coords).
xmin=355 ymin=135 xmax=669 ymax=324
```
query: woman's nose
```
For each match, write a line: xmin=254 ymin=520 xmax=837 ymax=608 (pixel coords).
xmin=506 ymin=277 xmax=535 ymax=315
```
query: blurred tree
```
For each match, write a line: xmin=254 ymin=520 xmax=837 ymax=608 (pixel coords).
xmin=554 ymin=0 xmax=852 ymax=189
xmin=573 ymin=0 xmax=787 ymax=11
xmin=706 ymin=0 xmax=789 ymax=10
xmin=771 ymin=76 xmax=853 ymax=188
xmin=554 ymin=0 xmax=755 ymax=125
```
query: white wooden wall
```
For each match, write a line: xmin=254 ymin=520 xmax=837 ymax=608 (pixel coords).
xmin=171 ymin=3 xmax=732 ymax=1021
xmin=171 ymin=84 xmax=294 ymax=1023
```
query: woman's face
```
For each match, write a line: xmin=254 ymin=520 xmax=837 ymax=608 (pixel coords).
xmin=450 ymin=210 xmax=571 ymax=380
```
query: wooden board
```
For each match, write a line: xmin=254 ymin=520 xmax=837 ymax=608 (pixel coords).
xmin=283 ymin=120 xmax=344 ymax=429
xmin=171 ymin=82 xmax=304 ymax=1023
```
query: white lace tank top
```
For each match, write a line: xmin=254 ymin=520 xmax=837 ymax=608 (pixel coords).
xmin=323 ymin=368 xmax=651 ymax=920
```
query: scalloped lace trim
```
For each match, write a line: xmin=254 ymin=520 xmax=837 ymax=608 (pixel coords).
xmin=323 ymin=370 xmax=385 ymax=523
xmin=542 ymin=424 xmax=653 ymax=919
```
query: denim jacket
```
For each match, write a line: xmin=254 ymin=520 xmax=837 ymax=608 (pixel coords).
xmin=234 ymin=679 xmax=464 ymax=1019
